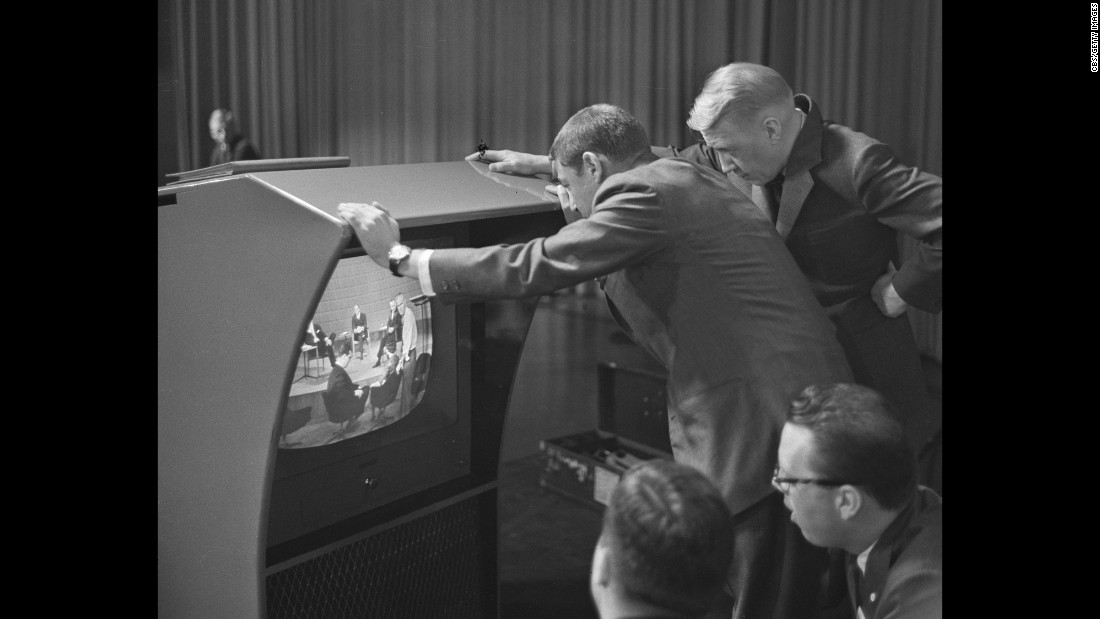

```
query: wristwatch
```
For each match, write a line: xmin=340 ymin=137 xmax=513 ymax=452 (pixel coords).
xmin=388 ymin=244 xmax=412 ymax=277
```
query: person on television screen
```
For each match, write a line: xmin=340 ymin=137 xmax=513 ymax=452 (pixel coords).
xmin=592 ymin=459 xmax=734 ymax=619
xmin=374 ymin=298 xmax=400 ymax=368
xmin=327 ymin=341 xmax=368 ymax=420
xmin=208 ymin=108 xmax=262 ymax=167
xmin=339 ymin=103 xmax=853 ymax=619
xmin=304 ymin=319 xmax=335 ymax=369
xmin=469 ymin=63 xmax=941 ymax=463
xmin=776 ymin=383 xmax=941 ymax=619
xmin=351 ymin=304 xmax=368 ymax=360
xmin=395 ymin=293 xmax=418 ymax=364
xmin=367 ymin=349 xmax=403 ymax=419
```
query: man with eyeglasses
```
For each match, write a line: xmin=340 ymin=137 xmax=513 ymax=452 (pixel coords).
xmin=776 ymin=383 xmax=941 ymax=619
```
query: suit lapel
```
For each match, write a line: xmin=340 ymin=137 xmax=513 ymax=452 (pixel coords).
xmin=862 ymin=545 xmax=890 ymax=614
xmin=776 ymin=169 xmax=812 ymax=239
xmin=775 ymin=94 xmax=824 ymax=240
xmin=750 ymin=184 xmax=772 ymax=220
xmin=845 ymin=555 xmax=862 ymax=617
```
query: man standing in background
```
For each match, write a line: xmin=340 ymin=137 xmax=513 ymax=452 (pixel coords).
xmin=208 ymin=108 xmax=262 ymax=166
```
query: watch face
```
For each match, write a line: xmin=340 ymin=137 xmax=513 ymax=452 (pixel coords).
xmin=389 ymin=245 xmax=410 ymax=261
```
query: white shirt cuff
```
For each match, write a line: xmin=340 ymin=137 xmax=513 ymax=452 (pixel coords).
xmin=417 ymin=249 xmax=435 ymax=296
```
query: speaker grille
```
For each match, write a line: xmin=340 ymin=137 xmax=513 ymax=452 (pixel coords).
xmin=267 ymin=497 xmax=488 ymax=618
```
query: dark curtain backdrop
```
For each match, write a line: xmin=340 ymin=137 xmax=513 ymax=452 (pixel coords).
xmin=159 ymin=0 xmax=941 ymax=359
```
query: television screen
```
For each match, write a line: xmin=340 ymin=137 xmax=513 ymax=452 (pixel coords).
xmin=281 ymin=255 xmax=434 ymax=449
xmin=267 ymin=231 xmax=471 ymax=551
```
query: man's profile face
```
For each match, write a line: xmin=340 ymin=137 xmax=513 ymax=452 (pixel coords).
xmin=396 ymin=295 xmax=405 ymax=311
xmin=551 ymin=158 xmax=599 ymax=219
xmin=701 ymin=112 xmax=785 ymax=186
xmin=389 ymin=299 xmax=396 ymax=311
xmin=353 ymin=304 xmax=360 ymax=315
xmin=776 ymin=423 xmax=845 ymax=549
xmin=208 ymin=113 xmax=227 ymax=145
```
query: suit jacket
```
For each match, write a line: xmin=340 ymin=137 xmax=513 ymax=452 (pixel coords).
xmin=370 ymin=365 xmax=403 ymax=407
xmin=660 ymin=95 xmax=941 ymax=432
xmin=304 ymin=324 xmax=326 ymax=347
xmin=326 ymin=363 xmax=362 ymax=414
xmin=847 ymin=487 xmax=942 ymax=619
xmin=399 ymin=305 xmax=417 ymax=356
xmin=386 ymin=310 xmax=402 ymax=346
xmin=426 ymin=156 xmax=851 ymax=514
xmin=351 ymin=312 xmax=368 ymax=339
xmin=209 ymin=134 xmax=262 ymax=166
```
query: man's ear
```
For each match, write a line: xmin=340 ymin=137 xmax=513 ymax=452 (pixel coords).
xmin=763 ymin=116 xmax=783 ymax=144
xmin=592 ymin=534 xmax=612 ymax=589
xmin=835 ymin=485 xmax=863 ymax=520
xmin=581 ymin=151 xmax=605 ymax=182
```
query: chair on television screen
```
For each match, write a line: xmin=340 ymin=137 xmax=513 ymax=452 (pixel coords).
xmin=320 ymin=390 xmax=360 ymax=441
xmin=369 ymin=371 xmax=403 ymax=420
xmin=409 ymin=353 xmax=432 ymax=399
xmin=279 ymin=405 xmax=312 ymax=447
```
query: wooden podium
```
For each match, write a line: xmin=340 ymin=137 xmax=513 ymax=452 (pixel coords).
xmin=158 ymin=159 xmax=564 ymax=618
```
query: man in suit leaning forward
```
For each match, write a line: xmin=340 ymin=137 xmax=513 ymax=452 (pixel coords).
xmin=473 ymin=63 xmax=942 ymax=457
xmin=339 ymin=103 xmax=853 ymax=619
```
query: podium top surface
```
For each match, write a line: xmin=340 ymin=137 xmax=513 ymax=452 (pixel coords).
xmin=159 ymin=160 xmax=559 ymax=229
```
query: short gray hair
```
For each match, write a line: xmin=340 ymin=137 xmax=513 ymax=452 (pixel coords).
xmin=686 ymin=63 xmax=793 ymax=131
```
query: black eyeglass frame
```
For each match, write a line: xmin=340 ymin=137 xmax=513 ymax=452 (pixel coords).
xmin=771 ymin=466 xmax=848 ymax=495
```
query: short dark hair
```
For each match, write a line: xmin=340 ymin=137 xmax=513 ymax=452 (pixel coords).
xmin=604 ymin=459 xmax=734 ymax=616
xmin=336 ymin=340 xmax=352 ymax=358
xmin=549 ymin=104 xmax=651 ymax=172
xmin=786 ymin=383 xmax=916 ymax=510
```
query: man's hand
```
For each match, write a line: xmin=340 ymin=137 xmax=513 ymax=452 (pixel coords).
xmin=338 ymin=202 xmax=401 ymax=269
xmin=871 ymin=264 xmax=909 ymax=317
xmin=548 ymin=184 xmax=583 ymax=224
xmin=354 ymin=389 xmax=364 ymax=398
xmin=464 ymin=149 xmax=551 ymax=175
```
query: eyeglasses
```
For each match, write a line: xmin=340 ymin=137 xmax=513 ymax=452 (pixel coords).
xmin=771 ymin=465 xmax=847 ymax=495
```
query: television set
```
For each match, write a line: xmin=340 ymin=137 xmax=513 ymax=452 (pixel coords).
xmin=267 ymin=227 xmax=472 ymax=551
xmin=159 ymin=159 xmax=563 ymax=618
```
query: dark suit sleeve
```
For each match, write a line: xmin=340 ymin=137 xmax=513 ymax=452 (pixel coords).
xmin=233 ymin=139 xmax=262 ymax=161
xmin=876 ymin=567 xmax=942 ymax=619
xmin=652 ymin=142 xmax=723 ymax=171
xmin=331 ymin=368 xmax=355 ymax=391
xmin=851 ymin=143 xmax=942 ymax=312
xmin=329 ymin=368 xmax=359 ymax=407
xmin=653 ymin=143 xmax=754 ymax=200
xmin=426 ymin=179 xmax=669 ymax=302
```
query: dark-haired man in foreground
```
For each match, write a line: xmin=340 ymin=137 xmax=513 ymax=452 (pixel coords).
xmin=592 ymin=459 xmax=733 ymax=619
xmin=776 ymin=383 xmax=941 ymax=619
xmin=340 ymin=103 xmax=852 ymax=619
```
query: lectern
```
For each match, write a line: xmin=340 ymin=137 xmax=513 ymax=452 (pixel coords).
xmin=158 ymin=159 xmax=564 ymax=618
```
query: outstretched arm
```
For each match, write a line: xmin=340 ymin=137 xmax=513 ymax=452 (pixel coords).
xmin=464 ymin=149 xmax=551 ymax=175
